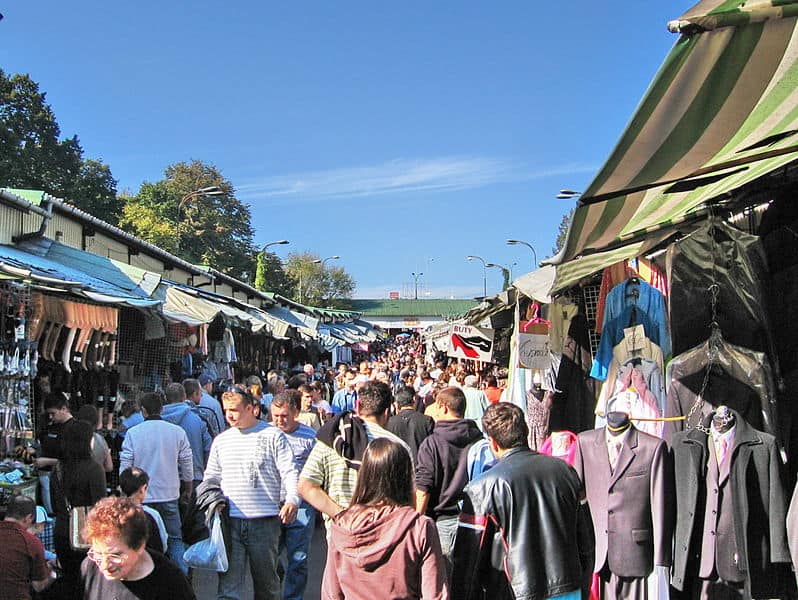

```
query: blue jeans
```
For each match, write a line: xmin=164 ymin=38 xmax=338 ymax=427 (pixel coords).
xmin=219 ymin=515 xmax=281 ymax=600
xmin=145 ymin=500 xmax=187 ymax=574
xmin=280 ymin=503 xmax=316 ymax=600
xmin=436 ymin=516 xmax=458 ymax=577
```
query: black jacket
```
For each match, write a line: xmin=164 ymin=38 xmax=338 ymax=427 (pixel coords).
xmin=387 ymin=409 xmax=434 ymax=460
xmin=415 ymin=418 xmax=483 ymax=519
xmin=451 ymin=447 xmax=594 ymax=600
xmin=671 ymin=411 xmax=790 ymax=598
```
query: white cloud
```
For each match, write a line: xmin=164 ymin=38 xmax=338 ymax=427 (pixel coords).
xmin=237 ymin=157 xmax=595 ymax=204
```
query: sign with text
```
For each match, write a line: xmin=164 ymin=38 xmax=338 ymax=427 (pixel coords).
xmin=448 ymin=324 xmax=494 ymax=362
xmin=517 ymin=332 xmax=550 ymax=370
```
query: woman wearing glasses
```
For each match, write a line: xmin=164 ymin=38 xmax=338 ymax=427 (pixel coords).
xmin=80 ymin=496 xmax=196 ymax=599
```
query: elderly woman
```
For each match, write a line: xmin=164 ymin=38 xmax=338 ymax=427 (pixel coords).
xmin=80 ymin=496 xmax=195 ymax=600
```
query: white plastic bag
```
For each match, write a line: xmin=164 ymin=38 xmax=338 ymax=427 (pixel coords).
xmin=183 ymin=511 xmax=228 ymax=572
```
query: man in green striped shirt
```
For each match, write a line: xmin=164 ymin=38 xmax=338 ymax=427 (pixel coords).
xmin=298 ymin=381 xmax=409 ymax=535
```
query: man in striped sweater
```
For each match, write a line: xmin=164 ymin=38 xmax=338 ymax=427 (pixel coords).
xmin=202 ymin=385 xmax=300 ymax=600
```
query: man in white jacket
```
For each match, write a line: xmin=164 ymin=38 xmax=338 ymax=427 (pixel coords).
xmin=120 ymin=391 xmax=193 ymax=573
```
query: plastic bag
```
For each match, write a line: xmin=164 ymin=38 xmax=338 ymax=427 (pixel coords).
xmin=183 ymin=511 xmax=228 ymax=572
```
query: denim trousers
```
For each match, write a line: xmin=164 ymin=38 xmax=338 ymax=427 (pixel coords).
xmin=219 ymin=515 xmax=281 ymax=600
xmin=145 ymin=500 xmax=187 ymax=574
xmin=436 ymin=516 xmax=459 ymax=578
xmin=279 ymin=503 xmax=317 ymax=600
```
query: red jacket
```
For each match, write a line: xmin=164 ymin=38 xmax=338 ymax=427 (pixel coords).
xmin=322 ymin=504 xmax=449 ymax=600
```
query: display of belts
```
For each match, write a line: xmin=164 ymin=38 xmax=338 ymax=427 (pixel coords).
xmin=0 ymin=281 xmax=37 ymax=508
xmin=33 ymin=294 xmax=120 ymax=429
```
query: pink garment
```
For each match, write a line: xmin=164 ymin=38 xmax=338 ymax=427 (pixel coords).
xmin=539 ymin=431 xmax=578 ymax=466
xmin=323 ymin=504 xmax=449 ymax=600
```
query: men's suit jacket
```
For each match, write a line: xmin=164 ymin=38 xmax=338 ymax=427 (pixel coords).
xmin=573 ymin=425 xmax=673 ymax=578
xmin=670 ymin=412 xmax=790 ymax=598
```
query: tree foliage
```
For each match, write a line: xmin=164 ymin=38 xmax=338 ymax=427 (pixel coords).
xmin=119 ymin=160 xmax=255 ymax=277
xmin=254 ymin=251 xmax=293 ymax=297
xmin=552 ymin=207 xmax=575 ymax=256
xmin=283 ymin=252 xmax=356 ymax=308
xmin=0 ymin=70 xmax=120 ymax=224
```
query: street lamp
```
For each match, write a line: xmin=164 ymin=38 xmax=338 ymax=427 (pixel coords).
xmin=176 ymin=186 xmax=224 ymax=251
xmin=299 ymin=256 xmax=339 ymax=304
xmin=411 ymin=272 xmax=424 ymax=300
xmin=261 ymin=239 xmax=289 ymax=253
xmin=485 ymin=263 xmax=511 ymax=291
xmin=506 ymin=239 xmax=538 ymax=268
xmin=466 ymin=255 xmax=487 ymax=298
xmin=556 ymin=189 xmax=582 ymax=199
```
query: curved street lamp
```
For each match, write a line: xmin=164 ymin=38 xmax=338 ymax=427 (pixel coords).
xmin=466 ymin=255 xmax=487 ymax=298
xmin=506 ymin=239 xmax=538 ymax=268
xmin=300 ymin=256 xmax=340 ymax=304
xmin=261 ymin=239 xmax=289 ymax=253
xmin=176 ymin=186 xmax=224 ymax=251
xmin=556 ymin=189 xmax=582 ymax=199
xmin=485 ymin=262 xmax=511 ymax=291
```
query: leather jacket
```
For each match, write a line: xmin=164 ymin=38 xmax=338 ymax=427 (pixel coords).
xmin=451 ymin=447 xmax=594 ymax=600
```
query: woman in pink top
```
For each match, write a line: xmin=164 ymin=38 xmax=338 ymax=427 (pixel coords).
xmin=322 ymin=438 xmax=449 ymax=600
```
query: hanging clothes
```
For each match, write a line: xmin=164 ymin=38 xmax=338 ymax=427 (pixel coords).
xmin=551 ymin=312 xmax=596 ymax=434
xmin=662 ymin=333 xmax=778 ymax=448
xmin=591 ymin=279 xmax=670 ymax=381
xmin=667 ymin=221 xmax=780 ymax=378
xmin=525 ymin=387 xmax=552 ymax=451
xmin=548 ymin=298 xmax=579 ymax=355
xmin=596 ymin=364 xmax=664 ymax=439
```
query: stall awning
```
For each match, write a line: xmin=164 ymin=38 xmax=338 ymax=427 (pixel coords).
xmin=265 ymin=305 xmax=318 ymax=340
xmin=159 ymin=283 xmax=282 ymax=334
xmin=562 ymin=5 xmax=798 ymax=261
xmin=0 ymin=243 xmax=161 ymax=307
xmin=551 ymin=234 xmax=674 ymax=295
xmin=512 ymin=265 xmax=556 ymax=304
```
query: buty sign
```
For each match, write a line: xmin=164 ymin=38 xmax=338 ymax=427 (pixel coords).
xmin=448 ymin=324 xmax=494 ymax=362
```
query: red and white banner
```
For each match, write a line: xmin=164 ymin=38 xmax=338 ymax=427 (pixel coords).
xmin=447 ymin=324 xmax=494 ymax=362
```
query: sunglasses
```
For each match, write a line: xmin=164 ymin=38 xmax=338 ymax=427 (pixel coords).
xmin=221 ymin=385 xmax=255 ymax=403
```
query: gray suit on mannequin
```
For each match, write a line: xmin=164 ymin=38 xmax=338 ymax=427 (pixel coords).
xmin=573 ymin=425 xmax=673 ymax=584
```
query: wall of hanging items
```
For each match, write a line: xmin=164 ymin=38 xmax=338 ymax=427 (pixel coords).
xmin=33 ymin=293 xmax=121 ymax=429
xmin=0 ymin=282 xmax=37 ymax=509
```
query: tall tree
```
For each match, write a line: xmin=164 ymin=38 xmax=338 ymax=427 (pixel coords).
xmin=120 ymin=160 xmax=255 ymax=277
xmin=552 ymin=207 xmax=575 ymax=256
xmin=253 ymin=251 xmax=293 ymax=296
xmin=283 ymin=252 xmax=356 ymax=307
xmin=0 ymin=70 xmax=120 ymax=224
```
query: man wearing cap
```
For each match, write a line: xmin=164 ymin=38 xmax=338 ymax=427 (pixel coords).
xmin=0 ymin=495 xmax=55 ymax=599
xmin=198 ymin=373 xmax=226 ymax=433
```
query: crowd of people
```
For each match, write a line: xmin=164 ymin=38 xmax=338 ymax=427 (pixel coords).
xmin=1 ymin=333 xmax=597 ymax=600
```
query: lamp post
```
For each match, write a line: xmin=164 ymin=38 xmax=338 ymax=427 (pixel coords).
xmin=262 ymin=239 xmax=289 ymax=253
xmin=299 ymin=256 xmax=339 ymax=304
xmin=485 ymin=263 xmax=511 ymax=291
xmin=411 ymin=272 xmax=424 ymax=300
xmin=466 ymin=255 xmax=487 ymax=298
xmin=556 ymin=189 xmax=582 ymax=199
xmin=506 ymin=239 xmax=538 ymax=268
xmin=176 ymin=186 xmax=224 ymax=251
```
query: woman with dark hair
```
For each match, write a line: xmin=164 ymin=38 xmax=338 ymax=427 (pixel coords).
xmin=80 ymin=496 xmax=195 ymax=599
xmin=322 ymin=438 xmax=449 ymax=599
xmin=51 ymin=419 xmax=106 ymax=599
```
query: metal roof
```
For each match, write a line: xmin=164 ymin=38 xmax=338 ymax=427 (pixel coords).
xmin=346 ymin=298 xmax=479 ymax=318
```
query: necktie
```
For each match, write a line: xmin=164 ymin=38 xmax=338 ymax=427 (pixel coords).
xmin=716 ymin=438 xmax=728 ymax=464
xmin=609 ymin=440 xmax=622 ymax=470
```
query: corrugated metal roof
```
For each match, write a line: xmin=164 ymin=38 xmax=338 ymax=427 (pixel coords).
xmin=347 ymin=299 xmax=479 ymax=318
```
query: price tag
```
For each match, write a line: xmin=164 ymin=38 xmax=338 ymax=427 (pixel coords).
xmin=623 ymin=324 xmax=646 ymax=353
xmin=15 ymin=323 xmax=25 ymax=341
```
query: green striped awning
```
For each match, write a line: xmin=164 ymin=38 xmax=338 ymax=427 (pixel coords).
xmin=562 ymin=4 xmax=798 ymax=262
xmin=552 ymin=235 xmax=673 ymax=295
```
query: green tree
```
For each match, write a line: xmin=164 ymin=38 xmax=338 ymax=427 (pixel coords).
xmin=0 ymin=70 xmax=120 ymax=224
xmin=552 ymin=207 xmax=575 ymax=256
xmin=120 ymin=160 xmax=255 ymax=277
xmin=284 ymin=252 xmax=356 ymax=307
xmin=253 ymin=251 xmax=293 ymax=296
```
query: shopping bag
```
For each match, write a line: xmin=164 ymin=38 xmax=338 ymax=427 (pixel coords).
xmin=69 ymin=506 xmax=91 ymax=551
xmin=183 ymin=511 xmax=228 ymax=572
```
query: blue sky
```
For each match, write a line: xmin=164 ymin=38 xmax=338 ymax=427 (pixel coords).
xmin=2 ymin=2 xmax=681 ymax=298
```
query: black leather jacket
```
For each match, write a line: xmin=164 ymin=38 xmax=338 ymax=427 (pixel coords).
xmin=451 ymin=447 xmax=594 ymax=600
